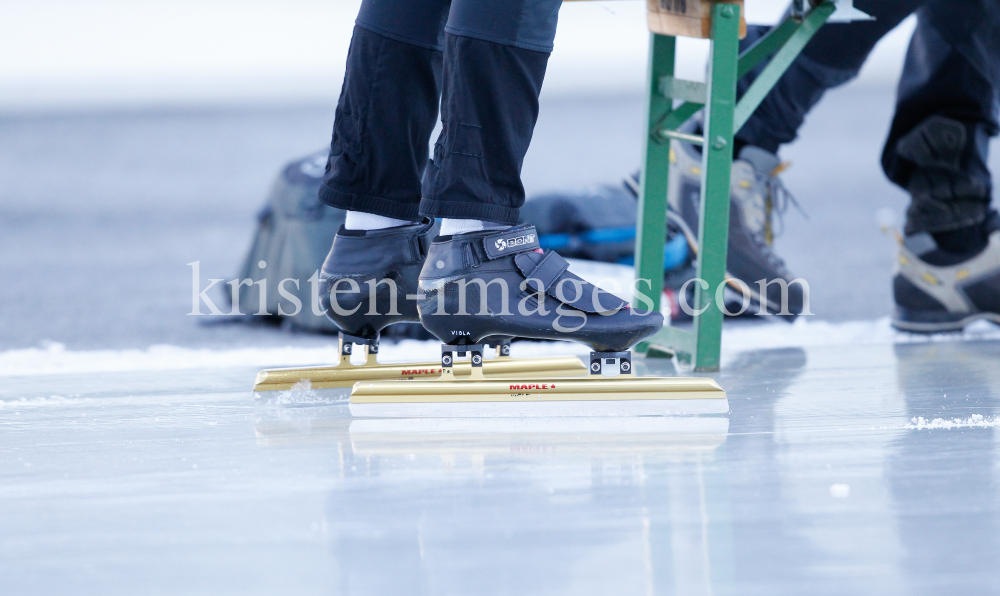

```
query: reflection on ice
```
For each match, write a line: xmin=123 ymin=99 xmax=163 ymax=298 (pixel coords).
xmin=349 ymin=416 xmax=728 ymax=457
xmin=254 ymin=410 xmax=732 ymax=595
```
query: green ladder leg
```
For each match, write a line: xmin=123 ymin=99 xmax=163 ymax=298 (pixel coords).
xmin=634 ymin=4 xmax=740 ymax=372
xmin=633 ymin=33 xmax=675 ymax=329
xmin=635 ymin=2 xmax=835 ymax=371
xmin=691 ymin=2 xmax=741 ymax=372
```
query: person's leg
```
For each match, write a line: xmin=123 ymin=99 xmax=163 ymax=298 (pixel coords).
xmin=882 ymin=0 xmax=1000 ymax=245
xmin=419 ymin=0 xmax=562 ymax=226
xmin=316 ymin=0 xmax=450 ymax=340
xmin=411 ymin=0 xmax=662 ymax=351
xmin=889 ymin=0 xmax=1000 ymax=332
xmin=664 ymin=3 xmax=921 ymax=319
xmin=317 ymin=0 xmax=662 ymax=349
xmin=737 ymin=0 xmax=924 ymax=153
xmin=318 ymin=0 xmax=451 ymax=222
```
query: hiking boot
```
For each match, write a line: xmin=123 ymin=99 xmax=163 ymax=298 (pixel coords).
xmin=660 ymin=138 xmax=807 ymax=318
xmin=892 ymin=211 xmax=1000 ymax=332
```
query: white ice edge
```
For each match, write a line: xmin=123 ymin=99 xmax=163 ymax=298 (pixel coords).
xmin=3 ymin=316 xmax=1000 ymax=377
xmin=0 ymin=340 xmax=590 ymax=378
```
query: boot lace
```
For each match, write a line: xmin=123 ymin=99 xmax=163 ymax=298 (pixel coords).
xmin=757 ymin=162 xmax=806 ymax=244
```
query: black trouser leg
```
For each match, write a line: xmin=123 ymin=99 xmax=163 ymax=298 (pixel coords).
xmin=419 ymin=35 xmax=551 ymax=225
xmin=320 ymin=0 xmax=562 ymax=225
xmin=318 ymin=0 xmax=451 ymax=220
xmin=420 ymin=0 xmax=562 ymax=225
xmin=737 ymin=0 xmax=924 ymax=153
xmin=882 ymin=0 xmax=1000 ymax=235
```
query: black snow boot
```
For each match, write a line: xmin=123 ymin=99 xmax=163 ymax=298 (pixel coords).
xmin=319 ymin=218 xmax=435 ymax=340
xmin=417 ymin=225 xmax=663 ymax=351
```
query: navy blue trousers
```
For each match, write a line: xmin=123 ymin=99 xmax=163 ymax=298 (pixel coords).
xmin=319 ymin=0 xmax=562 ymax=225
xmin=738 ymin=0 xmax=1000 ymax=234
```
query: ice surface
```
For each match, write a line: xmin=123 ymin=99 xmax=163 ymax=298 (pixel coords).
xmin=3 ymin=326 xmax=999 ymax=595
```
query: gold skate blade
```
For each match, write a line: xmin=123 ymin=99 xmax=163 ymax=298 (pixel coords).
xmin=349 ymin=376 xmax=728 ymax=417
xmin=253 ymin=355 xmax=587 ymax=393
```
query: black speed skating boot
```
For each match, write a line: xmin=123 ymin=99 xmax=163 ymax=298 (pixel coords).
xmin=319 ymin=218 xmax=435 ymax=351
xmin=417 ymin=225 xmax=664 ymax=362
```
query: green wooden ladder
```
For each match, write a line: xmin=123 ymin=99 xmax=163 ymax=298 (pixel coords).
xmin=633 ymin=1 xmax=836 ymax=371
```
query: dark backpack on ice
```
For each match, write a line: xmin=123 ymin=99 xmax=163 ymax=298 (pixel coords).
xmin=231 ymin=150 xmax=343 ymax=332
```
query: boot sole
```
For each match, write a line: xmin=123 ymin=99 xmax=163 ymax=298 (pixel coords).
xmin=891 ymin=309 xmax=1000 ymax=333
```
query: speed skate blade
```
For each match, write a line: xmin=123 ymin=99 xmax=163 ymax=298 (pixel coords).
xmin=349 ymin=376 xmax=728 ymax=417
xmin=253 ymin=355 xmax=588 ymax=397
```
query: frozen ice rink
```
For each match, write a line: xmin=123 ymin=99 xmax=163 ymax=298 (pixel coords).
xmin=3 ymin=328 xmax=1000 ymax=595
xmin=3 ymin=1 xmax=1000 ymax=593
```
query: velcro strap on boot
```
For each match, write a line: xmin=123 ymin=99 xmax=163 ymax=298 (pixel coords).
xmin=514 ymin=251 xmax=568 ymax=292
xmin=482 ymin=226 xmax=541 ymax=260
xmin=514 ymin=250 xmax=627 ymax=314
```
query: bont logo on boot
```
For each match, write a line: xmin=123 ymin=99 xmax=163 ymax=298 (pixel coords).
xmin=484 ymin=227 xmax=541 ymax=259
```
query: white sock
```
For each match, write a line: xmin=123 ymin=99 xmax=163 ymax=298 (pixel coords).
xmin=344 ymin=211 xmax=412 ymax=231
xmin=439 ymin=218 xmax=508 ymax=236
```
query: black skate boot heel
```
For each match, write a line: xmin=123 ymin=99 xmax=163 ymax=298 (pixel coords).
xmin=254 ymin=219 xmax=432 ymax=398
xmin=318 ymin=218 xmax=435 ymax=340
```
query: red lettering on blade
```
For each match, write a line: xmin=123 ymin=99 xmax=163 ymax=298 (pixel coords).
xmin=402 ymin=369 xmax=440 ymax=375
